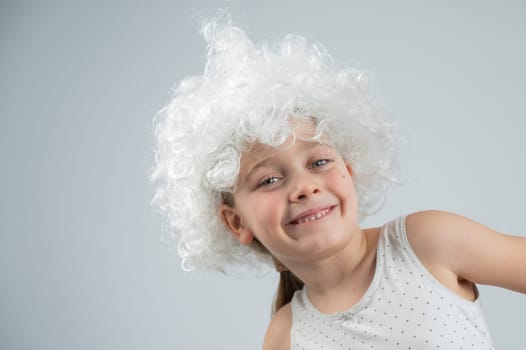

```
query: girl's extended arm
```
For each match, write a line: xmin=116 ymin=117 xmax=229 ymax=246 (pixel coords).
xmin=406 ymin=210 xmax=526 ymax=295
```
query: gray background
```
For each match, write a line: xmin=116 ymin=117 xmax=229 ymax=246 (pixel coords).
xmin=2 ymin=0 xmax=525 ymax=349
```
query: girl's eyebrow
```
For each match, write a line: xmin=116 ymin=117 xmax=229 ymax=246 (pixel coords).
xmin=244 ymin=158 xmax=273 ymax=182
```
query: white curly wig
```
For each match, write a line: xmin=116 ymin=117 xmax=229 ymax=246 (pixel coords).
xmin=151 ymin=14 xmax=400 ymax=272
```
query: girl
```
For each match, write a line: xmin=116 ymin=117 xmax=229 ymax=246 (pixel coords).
xmin=151 ymin=15 xmax=526 ymax=350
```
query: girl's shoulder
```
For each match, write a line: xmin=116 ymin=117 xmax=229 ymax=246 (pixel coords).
xmin=403 ymin=209 xmax=526 ymax=295
xmin=403 ymin=210 xmax=478 ymax=300
xmin=404 ymin=209 xmax=476 ymax=248
xmin=402 ymin=209 xmax=485 ymax=273
xmin=262 ymin=303 xmax=292 ymax=350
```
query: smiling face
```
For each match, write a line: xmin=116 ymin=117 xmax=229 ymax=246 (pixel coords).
xmin=220 ymin=121 xmax=362 ymax=268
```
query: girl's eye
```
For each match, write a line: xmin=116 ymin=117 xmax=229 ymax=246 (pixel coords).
xmin=258 ymin=176 xmax=281 ymax=188
xmin=311 ymin=159 xmax=332 ymax=168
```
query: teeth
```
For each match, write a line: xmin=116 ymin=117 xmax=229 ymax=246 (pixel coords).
xmin=295 ymin=208 xmax=330 ymax=224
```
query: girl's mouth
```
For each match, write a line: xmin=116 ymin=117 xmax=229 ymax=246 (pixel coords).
xmin=288 ymin=206 xmax=334 ymax=225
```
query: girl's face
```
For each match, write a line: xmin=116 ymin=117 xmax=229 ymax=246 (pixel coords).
xmin=220 ymin=123 xmax=360 ymax=267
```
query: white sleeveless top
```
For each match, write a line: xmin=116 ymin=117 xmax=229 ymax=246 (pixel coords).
xmin=290 ymin=216 xmax=494 ymax=349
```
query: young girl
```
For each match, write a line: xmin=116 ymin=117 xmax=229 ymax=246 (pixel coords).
xmin=151 ymin=15 xmax=526 ymax=350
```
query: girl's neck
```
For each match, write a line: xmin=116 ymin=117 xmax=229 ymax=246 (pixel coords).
xmin=290 ymin=226 xmax=381 ymax=314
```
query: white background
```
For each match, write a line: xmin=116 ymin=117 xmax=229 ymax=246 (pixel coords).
xmin=2 ymin=0 xmax=525 ymax=349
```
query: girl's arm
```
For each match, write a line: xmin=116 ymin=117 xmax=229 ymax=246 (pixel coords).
xmin=406 ymin=210 xmax=526 ymax=294
xmin=262 ymin=303 xmax=292 ymax=350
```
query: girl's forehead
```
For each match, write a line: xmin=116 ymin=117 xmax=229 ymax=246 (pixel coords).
xmin=245 ymin=138 xmax=317 ymax=157
xmin=237 ymin=119 xmax=334 ymax=173
xmin=243 ymin=118 xmax=322 ymax=153
xmin=240 ymin=138 xmax=331 ymax=172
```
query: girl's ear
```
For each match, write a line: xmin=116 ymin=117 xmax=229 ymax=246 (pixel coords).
xmin=219 ymin=204 xmax=254 ymax=245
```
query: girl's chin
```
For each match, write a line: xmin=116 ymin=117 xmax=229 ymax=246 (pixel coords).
xmin=290 ymin=232 xmax=350 ymax=257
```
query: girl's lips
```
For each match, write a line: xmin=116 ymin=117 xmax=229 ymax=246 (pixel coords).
xmin=287 ymin=206 xmax=336 ymax=225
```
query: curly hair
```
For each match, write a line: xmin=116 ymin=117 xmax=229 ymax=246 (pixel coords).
xmin=150 ymin=13 xmax=400 ymax=272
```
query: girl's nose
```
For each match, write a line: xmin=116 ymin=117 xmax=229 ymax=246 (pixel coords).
xmin=289 ymin=175 xmax=320 ymax=202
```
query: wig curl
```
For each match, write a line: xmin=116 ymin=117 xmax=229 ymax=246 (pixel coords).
xmin=151 ymin=14 xmax=400 ymax=272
